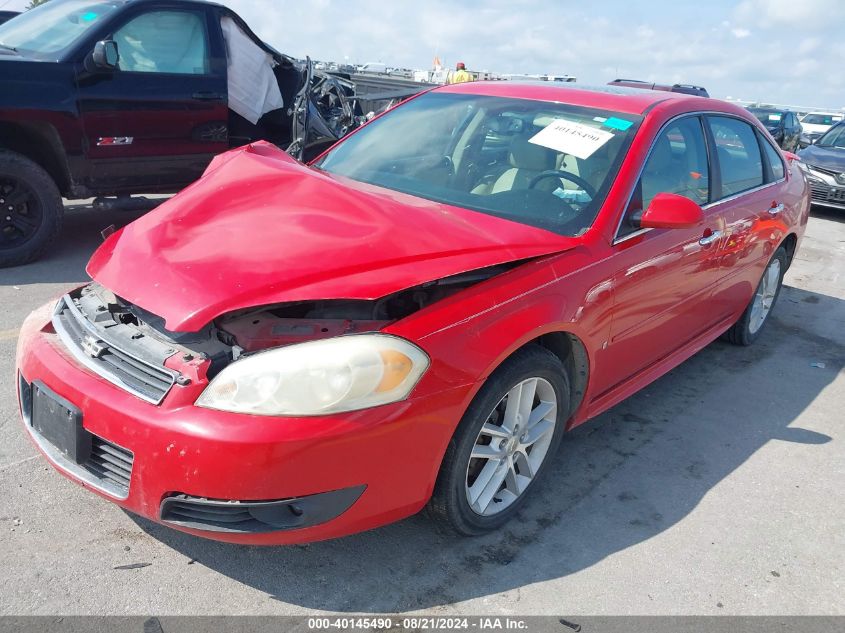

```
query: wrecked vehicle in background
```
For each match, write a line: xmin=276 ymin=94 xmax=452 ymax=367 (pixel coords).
xmin=0 ymin=0 xmax=364 ymax=267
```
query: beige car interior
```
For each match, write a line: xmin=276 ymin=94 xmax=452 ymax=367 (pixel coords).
xmin=471 ymin=136 xmax=557 ymax=195
xmin=471 ymin=114 xmax=615 ymax=198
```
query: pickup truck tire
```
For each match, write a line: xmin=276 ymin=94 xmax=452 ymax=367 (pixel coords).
xmin=0 ymin=151 xmax=63 ymax=268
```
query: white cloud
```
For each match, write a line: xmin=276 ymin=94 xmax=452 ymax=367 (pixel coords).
xmin=731 ymin=28 xmax=751 ymax=38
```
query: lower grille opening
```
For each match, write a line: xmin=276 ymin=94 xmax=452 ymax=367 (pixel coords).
xmin=160 ymin=485 xmax=366 ymax=534
xmin=19 ymin=373 xmax=134 ymax=498
xmin=83 ymin=438 xmax=134 ymax=495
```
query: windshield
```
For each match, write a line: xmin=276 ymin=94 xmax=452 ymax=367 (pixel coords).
xmin=802 ymin=113 xmax=842 ymax=126
xmin=315 ymin=92 xmax=642 ymax=236
xmin=0 ymin=0 xmax=120 ymax=57
xmin=748 ymin=109 xmax=783 ymax=127
xmin=816 ymin=123 xmax=845 ymax=149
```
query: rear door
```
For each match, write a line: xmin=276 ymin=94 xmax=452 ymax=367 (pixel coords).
xmin=596 ymin=114 xmax=726 ymax=395
xmin=76 ymin=5 xmax=228 ymax=192
xmin=704 ymin=115 xmax=790 ymax=320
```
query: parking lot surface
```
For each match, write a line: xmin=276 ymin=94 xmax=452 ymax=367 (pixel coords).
xmin=0 ymin=201 xmax=842 ymax=615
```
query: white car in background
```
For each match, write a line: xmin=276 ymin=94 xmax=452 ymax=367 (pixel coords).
xmin=799 ymin=112 xmax=843 ymax=148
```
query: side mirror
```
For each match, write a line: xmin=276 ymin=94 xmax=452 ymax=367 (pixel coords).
xmin=92 ymin=40 xmax=119 ymax=70
xmin=640 ymin=192 xmax=704 ymax=229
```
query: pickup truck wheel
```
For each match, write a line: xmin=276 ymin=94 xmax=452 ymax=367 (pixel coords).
xmin=0 ymin=151 xmax=63 ymax=268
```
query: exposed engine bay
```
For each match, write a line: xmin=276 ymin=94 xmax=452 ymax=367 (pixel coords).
xmin=73 ymin=263 xmax=519 ymax=381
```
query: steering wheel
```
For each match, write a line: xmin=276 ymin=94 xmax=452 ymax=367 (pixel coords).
xmin=528 ymin=170 xmax=597 ymax=199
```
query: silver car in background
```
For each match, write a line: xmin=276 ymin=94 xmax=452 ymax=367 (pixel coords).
xmin=798 ymin=121 xmax=845 ymax=210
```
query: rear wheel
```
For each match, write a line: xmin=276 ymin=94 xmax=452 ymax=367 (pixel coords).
xmin=0 ymin=151 xmax=63 ymax=268
xmin=428 ymin=345 xmax=569 ymax=535
xmin=723 ymin=246 xmax=787 ymax=346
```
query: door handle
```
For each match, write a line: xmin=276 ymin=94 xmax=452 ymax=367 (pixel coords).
xmin=698 ymin=230 xmax=722 ymax=246
xmin=192 ymin=92 xmax=225 ymax=101
xmin=767 ymin=202 xmax=785 ymax=216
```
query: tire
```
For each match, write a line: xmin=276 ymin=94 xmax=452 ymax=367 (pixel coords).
xmin=0 ymin=151 xmax=63 ymax=268
xmin=723 ymin=246 xmax=787 ymax=346
xmin=428 ymin=345 xmax=569 ymax=535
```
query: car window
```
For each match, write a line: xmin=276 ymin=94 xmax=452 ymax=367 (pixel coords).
xmin=316 ymin=92 xmax=642 ymax=237
xmin=113 ymin=11 xmax=209 ymax=75
xmin=803 ymin=114 xmax=842 ymax=126
xmin=642 ymin=117 xmax=709 ymax=208
xmin=759 ymin=135 xmax=785 ymax=181
xmin=816 ymin=123 xmax=845 ymax=148
xmin=617 ymin=116 xmax=709 ymax=238
xmin=707 ymin=116 xmax=764 ymax=198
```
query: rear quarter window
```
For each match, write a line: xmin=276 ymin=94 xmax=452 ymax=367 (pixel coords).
xmin=759 ymin=135 xmax=785 ymax=181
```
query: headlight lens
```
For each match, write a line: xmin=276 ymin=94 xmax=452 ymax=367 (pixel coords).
xmin=196 ymin=334 xmax=430 ymax=416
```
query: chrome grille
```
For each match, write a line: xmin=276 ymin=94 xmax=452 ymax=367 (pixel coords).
xmin=52 ymin=295 xmax=177 ymax=404
xmin=809 ymin=182 xmax=845 ymax=204
xmin=809 ymin=182 xmax=830 ymax=202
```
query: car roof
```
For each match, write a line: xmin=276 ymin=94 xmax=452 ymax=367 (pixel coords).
xmin=437 ymin=81 xmax=705 ymax=115
xmin=124 ymin=0 xmax=229 ymax=10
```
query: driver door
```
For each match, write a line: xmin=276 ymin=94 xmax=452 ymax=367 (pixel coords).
xmin=75 ymin=6 xmax=228 ymax=192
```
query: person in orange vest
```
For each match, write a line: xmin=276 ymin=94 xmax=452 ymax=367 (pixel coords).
xmin=449 ymin=62 xmax=473 ymax=84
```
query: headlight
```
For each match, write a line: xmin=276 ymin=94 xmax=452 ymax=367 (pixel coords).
xmin=196 ymin=334 xmax=430 ymax=416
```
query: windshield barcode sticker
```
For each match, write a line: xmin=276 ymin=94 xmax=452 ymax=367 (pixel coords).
xmin=528 ymin=119 xmax=615 ymax=159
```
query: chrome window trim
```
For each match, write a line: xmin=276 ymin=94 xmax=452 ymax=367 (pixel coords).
xmin=613 ymin=226 xmax=653 ymax=244
xmin=52 ymin=295 xmax=177 ymax=405
xmin=612 ymin=110 xmax=787 ymax=245
xmin=700 ymin=179 xmax=782 ymax=210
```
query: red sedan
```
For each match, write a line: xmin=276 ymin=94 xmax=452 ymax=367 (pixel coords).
xmin=16 ymin=82 xmax=809 ymax=544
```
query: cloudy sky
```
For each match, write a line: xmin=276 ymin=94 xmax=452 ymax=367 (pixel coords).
xmin=4 ymin=0 xmax=843 ymax=109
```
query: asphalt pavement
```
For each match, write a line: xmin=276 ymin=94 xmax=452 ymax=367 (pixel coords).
xmin=0 ymin=201 xmax=842 ymax=615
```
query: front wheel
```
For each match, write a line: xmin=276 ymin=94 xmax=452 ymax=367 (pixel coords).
xmin=723 ymin=246 xmax=787 ymax=346
xmin=428 ymin=345 xmax=569 ymax=535
xmin=0 ymin=151 xmax=63 ymax=268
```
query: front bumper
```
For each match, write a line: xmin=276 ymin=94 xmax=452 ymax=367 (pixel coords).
xmin=807 ymin=179 xmax=845 ymax=210
xmin=16 ymin=302 xmax=472 ymax=544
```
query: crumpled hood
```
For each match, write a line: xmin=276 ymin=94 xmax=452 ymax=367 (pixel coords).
xmin=88 ymin=142 xmax=576 ymax=332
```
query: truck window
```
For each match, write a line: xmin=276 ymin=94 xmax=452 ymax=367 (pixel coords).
xmin=113 ymin=11 xmax=209 ymax=75
xmin=0 ymin=0 xmax=119 ymax=56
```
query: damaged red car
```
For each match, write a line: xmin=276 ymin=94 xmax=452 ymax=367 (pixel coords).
xmin=16 ymin=82 xmax=809 ymax=544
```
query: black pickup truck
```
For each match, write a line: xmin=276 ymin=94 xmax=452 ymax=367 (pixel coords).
xmin=0 ymin=0 xmax=362 ymax=267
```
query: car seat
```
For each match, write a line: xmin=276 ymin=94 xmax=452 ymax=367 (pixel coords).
xmin=472 ymin=135 xmax=557 ymax=195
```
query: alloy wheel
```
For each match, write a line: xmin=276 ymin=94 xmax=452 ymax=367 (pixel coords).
xmin=748 ymin=258 xmax=781 ymax=334
xmin=465 ymin=377 xmax=558 ymax=516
